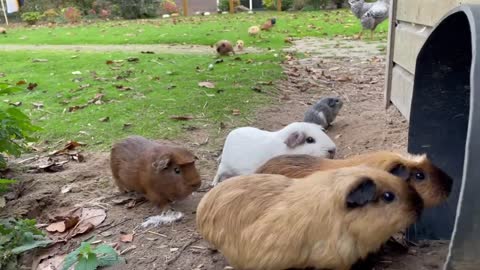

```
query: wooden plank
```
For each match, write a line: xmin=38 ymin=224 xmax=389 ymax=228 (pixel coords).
xmin=384 ymin=0 xmax=398 ymax=108
xmin=396 ymin=0 xmax=457 ymax=26
xmin=229 ymin=0 xmax=234 ymax=13
xmin=390 ymin=65 xmax=414 ymax=119
xmin=277 ymin=0 xmax=282 ymax=11
xmin=393 ymin=23 xmax=431 ymax=74
xmin=183 ymin=0 xmax=188 ymax=16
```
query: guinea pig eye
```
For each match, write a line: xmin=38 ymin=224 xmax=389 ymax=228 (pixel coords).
xmin=174 ymin=167 xmax=181 ymax=174
xmin=415 ymin=171 xmax=426 ymax=181
xmin=382 ymin=192 xmax=396 ymax=203
xmin=306 ymin=137 xmax=315 ymax=144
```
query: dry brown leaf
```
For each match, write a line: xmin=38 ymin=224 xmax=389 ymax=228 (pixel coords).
xmin=16 ymin=80 xmax=27 ymax=85
xmin=120 ymin=233 xmax=134 ymax=243
xmin=232 ymin=109 xmax=241 ymax=116
xmin=27 ymin=83 xmax=38 ymax=91
xmin=46 ymin=215 xmax=79 ymax=233
xmin=68 ymin=208 xmax=106 ymax=238
xmin=170 ymin=115 xmax=193 ymax=121
xmin=198 ymin=81 xmax=215 ymax=89
xmin=32 ymin=102 xmax=44 ymax=109
xmin=99 ymin=116 xmax=110 ymax=122
xmin=51 ymin=141 xmax=84 ymax=155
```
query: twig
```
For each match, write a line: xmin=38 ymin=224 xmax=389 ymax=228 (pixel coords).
xmin=97 ymin=218 xmax=132 ymax=234
xmin=145 ymin=231 xmax=168 ymax=238
xmin=166 ymin=236 xmax=201 ymax=266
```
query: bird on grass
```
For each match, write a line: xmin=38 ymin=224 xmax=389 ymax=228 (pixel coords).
xmin=348 ymin=0 xmax=389 ymax=40
xmin=261 ymin=18 xmax=276 ymax=31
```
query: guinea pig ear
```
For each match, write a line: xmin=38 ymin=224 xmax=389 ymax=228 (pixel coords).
xmin=346 ymin=177 xmax=377 ymax=208
xmin=389 ymin=164 xmax=411 ymax=181
xmin=152 ymin=155 xmax=171 ymax=171
xmin=284 ymin=131 xmax=306 ymax=148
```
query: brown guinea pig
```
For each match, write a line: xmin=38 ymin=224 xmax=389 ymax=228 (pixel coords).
xmin=255 ymin=151 xmax=453 ymax=208
xmin=196 ymin=166 xmax=423 ymax=270
xmin=215 ymin=40 xmax=235 ymax=56
xmin=110 ymin=136 xmax=201 ymax=207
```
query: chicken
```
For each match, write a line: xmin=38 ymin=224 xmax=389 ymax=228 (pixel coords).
xmin=348 ymin=0 xmax=389 ymax=39
xmin=360 ymin=0 xmax=389 ymax=39
xmin=261 ymin=18 xmax=276 ymax=31
xmin=248 ymin=25 xmax=260 ymax=36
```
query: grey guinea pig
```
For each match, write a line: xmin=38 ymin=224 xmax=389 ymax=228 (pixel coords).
xmin=303 ymin=97 xmax=343 ymax=129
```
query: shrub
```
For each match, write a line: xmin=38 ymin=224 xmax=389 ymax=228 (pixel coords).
xmin=64 ymin=6 xmax=82 ymax=23
xmin=292 ymin=0 xmax=306 ymax=10
xmin=264 ymin=0 xmax=293 ymax=10
xmin=219 ymin=0 xmax=240 ymax=11
xmin=0 ymin=218 xmax=52 ymax=269
xmin=20 ymin=12 xmax=44 ymax=25
xmin=160 ymin=0 xmax=178 ymax=14
xmin=43 ymin=9 xmax=59 ymax=23
xmin=0 ymin=83 xmax=41 ymax=169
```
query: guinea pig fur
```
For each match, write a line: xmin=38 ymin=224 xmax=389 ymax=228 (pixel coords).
xmin=110 ymin=136 xmax=201 ymax=207
xmin=255 ymin=151 xmax=453 ymax=208
xmin=304 ymin=96 xmax=343 ymax=129
xmin=197 ymin=166 xmax=423 ymax=270
xmin=215 ymin=40 xmax=235 ymax=56
xmin=211 ymin=122 xmax=336 ymax=186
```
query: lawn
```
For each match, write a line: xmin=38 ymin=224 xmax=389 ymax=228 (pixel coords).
xmin=0 ymin=10 xmax=389 ymax=49
xmin=0 ymin=51 xmax=281 ymax=150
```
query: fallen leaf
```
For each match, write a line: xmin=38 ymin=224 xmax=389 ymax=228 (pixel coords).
xmin=329 ymin=67 xmax=340 ymax=71
xmin=16 ymin=80 xmax=27 ymax=85
xmin=27 ymin=83 xmax=38 ymax=91
xmin=166 ymin=71 xmax=177 ymax=75
xmin=106 ymin=60 xmax=114 ymax=65
xmin=198 ymin=81 xmax=215 ymax=89
xmin=68 ymin=105 xmax=87 ymax=112
xmin=232 ymin=109 xmax=240 ymax=116
xmin=170 ymin=115 xmax=193 ymax=121
xmin=123 ymin=123 xmax=132 ymax=130
xmin=120 ymin=233 xmax=134 ymax=243
xmin=166 ymin=84 xmax=176 ymax=90
xmin=61 ymin=184 xmax=74 ymax=194
xmin=46 ymin=216 xmax=79 ymax=233
xmin=141 ymin=51 xmax=155 ymax=54
xmin=32 ymin=59 xmax=49 ymax=63
xmin=32 ymin=102 xmax=44 ymax=109
xmin=9 ymin=101 xmax=22 ymax=107
xmin=88 ymin=93 xmax=105 ymax=104
xmin=71 ymin=71 xmax=82 ymax=75
xmin=50 ymin=141 xmax=84 ymax=155
xmin=99 ymin=116 xmax=110 ymax=122
xmin=69 ymin=152 xmax=85 ymax=162
xmin=68 ymin=208 xmax=106 ymax=238
xmin=114 ymin=85 xmax=133 ymax=91
xmin=127 ymin=57 xmax=139 ymax=63
xmin=214 ymin=59 xmax=224 ymax=64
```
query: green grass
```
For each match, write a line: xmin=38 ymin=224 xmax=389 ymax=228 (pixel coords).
xmin=0 ymin=51 xmax=281 ymax=150
xmin=1 ymin=10 xmax=389 ymax=49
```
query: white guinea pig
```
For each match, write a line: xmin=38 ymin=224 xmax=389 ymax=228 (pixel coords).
xmin=211 ymin=122 xmax=336 ymax=186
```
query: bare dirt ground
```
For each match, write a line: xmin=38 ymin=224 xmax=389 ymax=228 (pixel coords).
xmin=0 ymin=38 xmax=449 ymax=270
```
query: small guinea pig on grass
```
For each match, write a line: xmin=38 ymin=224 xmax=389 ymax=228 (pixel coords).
xmin=110 ymin=136 xmax=201 ymax=207
xmin=215 ymin=40 xmax=235 ymax=56
xmin=255 ymin=151 xmax=453 ymax=208
xmin=211 ymin=122 xmax=336 ymax=186
xmin=197 ymin=166 xmax=423 ymax=270
xmin=303 ymin=96 xmax=343 ymax=129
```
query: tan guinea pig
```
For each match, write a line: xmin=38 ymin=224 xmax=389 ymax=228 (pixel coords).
xmin=110 ymin=136 xmax=201 ymax=207
xmin=196 ymin=166 xmax=423 ymax=270
xmin=255 ymin=151 xmax=453 ymax=208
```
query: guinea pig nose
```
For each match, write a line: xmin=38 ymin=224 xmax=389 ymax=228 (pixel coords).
xmin=328 ymin=149 xmax=336 ymax=158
